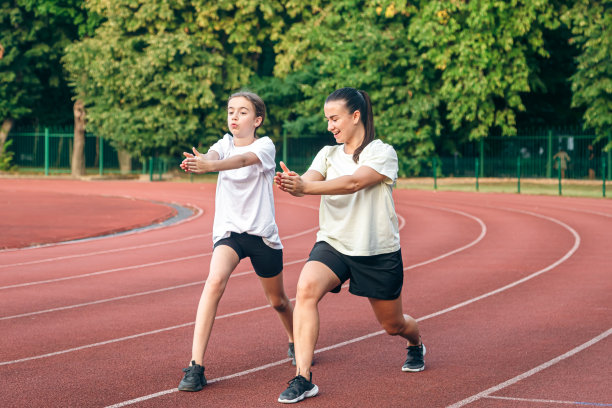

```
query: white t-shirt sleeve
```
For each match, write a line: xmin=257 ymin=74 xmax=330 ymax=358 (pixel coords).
xmin=359 ymin=140 xmax=398 ymax=184
xmin=308 ymin=145 xmax=333 ymax=177
xmin=250 ymin=137 xmax=276 ymax=173
xmin=208 ymin=134 xmax=232 ymax=159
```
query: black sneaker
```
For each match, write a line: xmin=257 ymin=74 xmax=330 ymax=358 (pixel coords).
xmin=288 ymin=343 xmax=296 ymax=366
xmin=178 ymin=360 xmax=207 ymax=391
xmin=402 ymin=344 xmax=426 ymax=372
xmin=278 ymin=374 xmax=319 ymax=403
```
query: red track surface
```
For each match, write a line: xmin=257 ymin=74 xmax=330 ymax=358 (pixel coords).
xmin=1 ymin=178 xmax=610 ymax=408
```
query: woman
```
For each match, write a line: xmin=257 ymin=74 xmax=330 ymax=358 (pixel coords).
xmin=275 ymin=87 xmax=425 ymax=404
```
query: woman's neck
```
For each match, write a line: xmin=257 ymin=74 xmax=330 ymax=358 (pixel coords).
xmin=343 ymin=128 xmax=365 ymax=154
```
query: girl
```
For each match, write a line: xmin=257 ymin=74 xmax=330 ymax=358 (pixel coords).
xmin=178 ymin=91 xmax=295 ymax=392
xmin=274 ymin=87 xmax=425 ymax=404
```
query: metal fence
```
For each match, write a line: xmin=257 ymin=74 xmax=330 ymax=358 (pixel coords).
xmin=3 ymin=126 xmax=611 ymax=181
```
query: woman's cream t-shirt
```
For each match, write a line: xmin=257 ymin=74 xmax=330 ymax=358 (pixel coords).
xmin=308 ymin=139 xmax=400 ymax=256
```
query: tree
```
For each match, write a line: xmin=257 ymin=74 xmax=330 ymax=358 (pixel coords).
xmin=562 ymin=0 xmax=612 ymax=150
xmin=409 ymin=0 xmax=560 ymax=142
xmin=63 ymin=0 xmax=291 ymax=160
xmin=266 ymin=1 xmax=441 ymax=175
xmin=0 ymin=0 xmax=97 ymax=165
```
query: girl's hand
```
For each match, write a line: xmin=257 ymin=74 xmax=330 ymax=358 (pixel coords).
xmin=275 ymin=161 xmax=304 ymax=197
xmin=182 ymin=147 xmax=213 ymax=174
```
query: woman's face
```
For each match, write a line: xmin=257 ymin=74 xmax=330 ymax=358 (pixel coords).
xmin=227 ymin=96 xmax=261 ymax=138
xmin=324 ymin=100 xmax=361 ymax=145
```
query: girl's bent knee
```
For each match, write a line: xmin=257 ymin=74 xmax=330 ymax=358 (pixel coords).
xmin=269 ymin=297 xmax=289 ymax=312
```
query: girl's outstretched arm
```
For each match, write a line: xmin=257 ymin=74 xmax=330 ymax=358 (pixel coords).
xmin=181 ymin=147 xmax=259 ymax=174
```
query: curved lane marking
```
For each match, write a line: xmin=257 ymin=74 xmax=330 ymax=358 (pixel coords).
xmin=101 ymin=206 xmax=581 ymax=407
xmin=447 ymin=327 xmax=612 ymax=407
xmin=0 ymin=201 xmax=204 ymax=255
xmin=0 ymin=200 xmax=321 ymax=269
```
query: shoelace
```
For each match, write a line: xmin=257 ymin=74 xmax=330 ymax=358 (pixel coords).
xmin=407 ymin=345 xmax=422 ymax=356
xmin=287 ymin=375 xmax=306 ymax=387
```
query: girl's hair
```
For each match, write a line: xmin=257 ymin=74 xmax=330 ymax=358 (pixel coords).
xmin=228 ymin=91 xmax=266 ymax=134
xmin=326 ymin=87 xmax=375 ymax=163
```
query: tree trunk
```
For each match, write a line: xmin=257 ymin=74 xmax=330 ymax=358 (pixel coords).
xmin=0 ymin=118 xmax=14 ymax=154
xmin=71 ymin=100 xmax=86 ymax=177
xmin=117 ymin=149 xmax=132 ymax=174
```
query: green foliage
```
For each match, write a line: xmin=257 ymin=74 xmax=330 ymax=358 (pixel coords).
xmin=63 ymin=0 xmax=290 ymax=158
xmin=409 ymin=0 xmax=559 ymax=142
xmin=0 ymin=0 xmax=97 ymax=125
xmin=268 ymin=1 xmax=441 ymax=175
xmin=562 ymin=0 xmax=612 ymax=150
xmin=0 ymin=139 xmax=17 ymax=171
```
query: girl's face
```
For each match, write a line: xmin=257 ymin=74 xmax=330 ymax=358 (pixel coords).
xmin=227 ymin=96 xmax=262 ymax=139
xmin=324 ymin=100 xmax=361 ymax=145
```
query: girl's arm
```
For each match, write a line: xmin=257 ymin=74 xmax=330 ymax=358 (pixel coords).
xmin=181 ymin=147 xmax=260 ymax=174
xmin=275 ymin=161 xmax=386 ymax=196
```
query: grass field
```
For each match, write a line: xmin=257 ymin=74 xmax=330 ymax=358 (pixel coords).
xmin=396 ymin=177 xmax=610 ymax=199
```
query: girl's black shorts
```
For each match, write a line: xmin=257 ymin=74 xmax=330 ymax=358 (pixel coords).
xmin=307 ymin=241 xmax=404 ymax=300
xmin=214 ymin=232 xmax=283 ymax=278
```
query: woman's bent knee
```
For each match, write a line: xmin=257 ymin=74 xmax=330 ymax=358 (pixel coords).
xmin=381 ymin=321 xmax=405 ymax=336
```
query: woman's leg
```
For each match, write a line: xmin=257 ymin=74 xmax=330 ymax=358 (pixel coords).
xmin=259 ymin=273 xmax=294 ymax=342
xmin=190 ymin=245 xmax=240 ymax=365
xmin=368 ymin=294 xmax=420 ymax=346
xmin=292 ymin=261 xmax=341 ymax=377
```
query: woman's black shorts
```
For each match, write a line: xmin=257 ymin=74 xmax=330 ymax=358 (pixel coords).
xmin=307 ymin=241 xmax=403 ymax=300
xmin=214 ymin=232 xmax=283 ymax=278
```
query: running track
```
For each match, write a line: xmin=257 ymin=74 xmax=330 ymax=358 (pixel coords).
xmin=1 ymin=178 xmax=610 ymax=407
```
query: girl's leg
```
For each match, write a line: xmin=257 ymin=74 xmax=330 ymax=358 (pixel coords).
xmin=259 ymin=273 xmax=294 ymax=342
xmin=293 ymin=261 xmax=341 ymax=377
xmin=190 ymin=245 xmax=240 ymax=365
xmin=368 ymin=295 xmax=421 ymax=346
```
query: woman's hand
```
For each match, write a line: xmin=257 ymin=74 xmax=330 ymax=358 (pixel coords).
xmin=274 ymin=161 xmax=304 ymax=197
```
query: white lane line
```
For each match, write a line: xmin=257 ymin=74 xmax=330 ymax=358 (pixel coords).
xmin=0 ymin=259 xmax=308 ymax=320
xmin=0 ymin=301 xmax=288 ymax=367
xmin=484 ymin=395 xmax=612 ymax=406
xmin=0 ymin=227 xmax=319 ymax=290
xmin=102 ymin=206 xmax=581 ymax=407
xmin=0 ymin=202 xmax=204 ymax=257
xmin=0 ymin=206 xmax=464 ymax=357
xmin=0 ymin=210 xmax=424 ymax=319
xmin=399 ymin=205 xmax=487 ymax=271
xmin=447 ymin=328 xmax=612 ymax=407
xmin=0 ymin=199 xmax=319 ymax=268
xmin=0 ymin=233 xmax=211 ymax=269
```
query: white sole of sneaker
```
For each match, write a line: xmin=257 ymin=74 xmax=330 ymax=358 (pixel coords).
xmin=277 ymin=385 xmax=319 ymax=404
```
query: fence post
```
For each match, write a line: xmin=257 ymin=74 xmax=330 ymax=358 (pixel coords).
xmin=149 ymin=157 xmax=154 ymax=181
xmin=475 ymin=158 xmax=479 ymax=191
xmin=557 ymin=156 xmax=562 ymax=196
xmin=99 ymin=136 xmax=104 ymax=176
xmin=44 ymin=128 xmax=49 ymax=176
xmin=604 ymin=136 xmax=612 ymax=180
xmin=603 ymin=157 xmax=607 ymax=198
xmin=282 ymin=128 xmax=287 ymax=166
xmin=517 ymin=155 xmax=521 ymax=194
xmin=479 ymin=138 xmax=484 ymax=178
xmin=546 ymin=129 xmax=553 ymax=178
xmin=433 ymin=157 xmax=438 ymax=190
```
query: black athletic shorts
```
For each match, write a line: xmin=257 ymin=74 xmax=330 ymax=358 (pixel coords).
xmin=307 ymin=241 xmax=403 ymax=300
xmin=214 ymin=232 xmax=283 ymax=278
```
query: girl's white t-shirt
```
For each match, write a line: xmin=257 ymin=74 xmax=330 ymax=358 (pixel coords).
xmin=308 ymin=139 xmax=400 ymax=256
xmin=209 ymin=134 xmax=282 ymax=249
